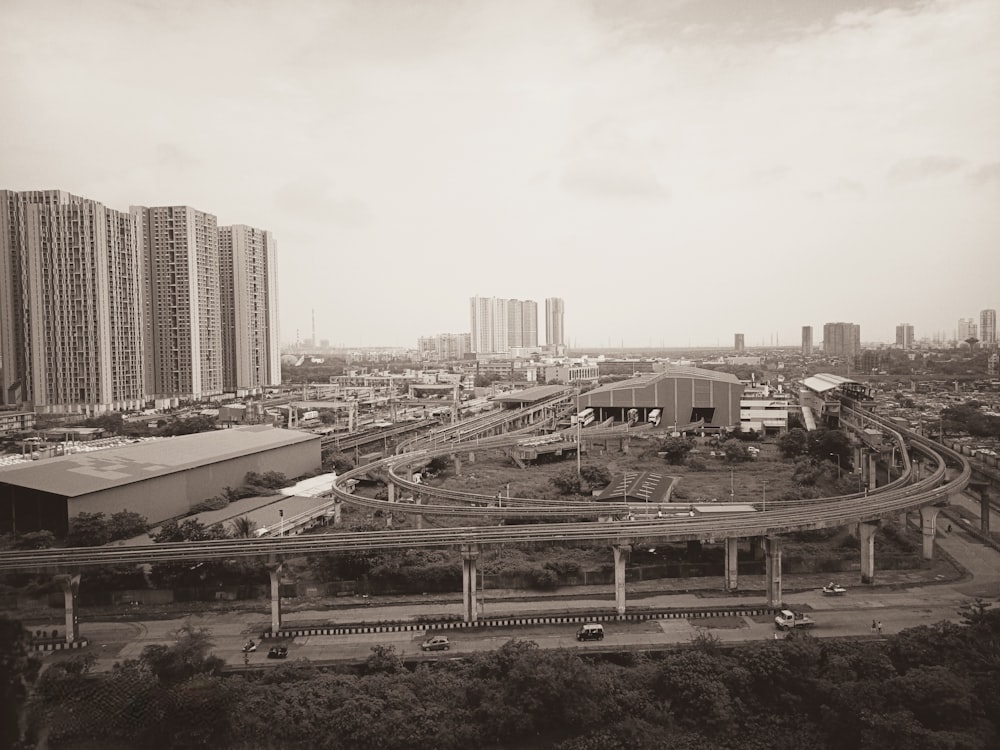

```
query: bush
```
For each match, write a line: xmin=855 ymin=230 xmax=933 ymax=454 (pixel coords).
xmin=529 ymin=568 xmax=560 ymax=589
xmin=190 ymin=496 xmax=229 ymax=514
xmin=686 ymin=457 xmax=708 ymax=471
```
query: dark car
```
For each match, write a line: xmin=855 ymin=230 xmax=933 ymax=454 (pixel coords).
xmin=267 ymin=645 xmax=288 ymax=659
xmin=420 ymin=635 xmax=450 ymax=651
xmin=576 ymin=623 xmax=604 ymax=641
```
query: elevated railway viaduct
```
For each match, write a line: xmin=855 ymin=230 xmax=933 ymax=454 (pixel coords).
xmin=0 ymin=397 xmax=971 ymax=642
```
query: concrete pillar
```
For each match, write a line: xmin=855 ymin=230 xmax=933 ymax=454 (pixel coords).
xmin=979 ymin=486 xmax=991 ymax=534
xmin=763 ymin=536 xmax=782 ymax=608
xmin=859 ymin=521 xmax=879 ymax=584
xmin=919 ymin=505 xmax=942 ymax=560
xmin=468 ymin=451 xmax=475 ymax=463
xmin=613 ymin=544 xmax=631 ymax=615
xmin=387 ymin=482 xmax=395 ymax=503
xmin=332 ymin=499 xmax=342 ymax=527
xmin=268 ymin=561 xmax=284 ymax=634
xmin=414 ymin=495 xmax=423 ymax=530
xmin=724 ymin=537 xmax=739 ymax=591
xmin=55 ymin=573 xmax=81 ymax=643
xmin=461 ymin=544 xmax=479 ymax=622
xmin=453 ymin=454 xmax=461 ymax=475
xmin=868 ymin=454 xmax=878 ymax=490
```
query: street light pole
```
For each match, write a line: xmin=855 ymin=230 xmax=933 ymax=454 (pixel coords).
xmin=279 ymin=508 xmax=284 ymax=537
xmin=762 ymin=479 xmax=767 ymax=511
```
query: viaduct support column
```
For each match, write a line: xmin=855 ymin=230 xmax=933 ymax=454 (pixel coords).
xmin=763 ymin=536 xmax=782 ymax=608
xmin=331 ymin=499 xmax=342 ymax=527
xmin=414 ymin=495 xmax=423 ymax=530
xmin=868 ymin=454 xmax=878 ymax=490
xmin=268 ymin=560 xmax=284 ymax=634
xmin=859 ymin=521 xmax=879 ymax=584
xmin=612 ymin=543 xmax=631 ymax=615
xmin=461 ymin=544 xmax=479 ymax=623
xmin=452 ymin=454 xmax=461 ymax=475
xmin=55 ymin=573 xmax=81 ymax=644
xmin=919 ymin=505 xmax=942 ymax=560
xmin=724 ymin=537 xmax=739 ymax=591
xmin=976 ymin=484 xmax=991 ymax=534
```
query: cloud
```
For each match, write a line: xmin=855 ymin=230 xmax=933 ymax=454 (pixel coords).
xmin=969 ymin=161 xmax=1000 ymax=186
xmin=887 ymin=155 xmax=967 ymax=185
xmin=559 ymin=159 xmax=668 ymax=200
xmin=273 ymin=176 xmax=371 ymax=227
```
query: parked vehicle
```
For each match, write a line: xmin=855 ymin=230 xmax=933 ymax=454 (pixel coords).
xmin=576 ymin=623 xmax=605 ymax=641
xmin=421 ymin=635 xmax=450 ymax=651
xmin=821 ymin=582 xmax=847 ymax=596
xmin=774 ymin=610 xmax=816 ymax=630
xmin=267 ymin=645 xmax=288 ymax=659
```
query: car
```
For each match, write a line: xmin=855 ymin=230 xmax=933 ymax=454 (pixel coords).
xmin=420 ymin=635 xmax=450 ymax=651
xmin=576 ymin=623 xmax=605 ymax=641
xmin=267 ymin=645 xmax=288 ymax=659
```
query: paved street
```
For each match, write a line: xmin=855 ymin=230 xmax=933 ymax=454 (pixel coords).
xmin=35 ymin=512 xmax=998 ymax=673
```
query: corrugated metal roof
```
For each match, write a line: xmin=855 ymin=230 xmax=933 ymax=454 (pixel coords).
xmin=492 ymin=385 xmax=569 ymax=403
xmin=0 ymin=425 xmax=319 ymax=498
xmin=584 ymin=366 xmax=740 ymax=398
xmin=801 ymin=373 xmax=859 ymax=393
xmin=595 ymin=471 xmax=675 ymax=504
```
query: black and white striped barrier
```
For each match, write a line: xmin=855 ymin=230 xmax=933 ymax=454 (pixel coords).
xmin=263 ymin=607 xmax=778 ymax=638
xmin=32 ymin=639 xmax=90 ymax=652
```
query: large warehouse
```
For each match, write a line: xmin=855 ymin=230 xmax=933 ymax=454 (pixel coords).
xmin=578 ymin=366 xmax=743 ymax=430
xmin=0 ymin=425 xmax=321 ymax=536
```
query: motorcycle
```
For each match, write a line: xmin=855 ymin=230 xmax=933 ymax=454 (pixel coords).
xmin=821 ymin=583 xmax=847 ymax=596
xmin=242 ymin=640 xmax=257 ymax=653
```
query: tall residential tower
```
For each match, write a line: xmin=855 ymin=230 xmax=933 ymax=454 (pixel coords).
xmin=545 ymin=297 xmax=565 ymax=347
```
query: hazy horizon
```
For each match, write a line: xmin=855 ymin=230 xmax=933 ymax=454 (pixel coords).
xmin=2 ymin=0 xmax=998 ymax=349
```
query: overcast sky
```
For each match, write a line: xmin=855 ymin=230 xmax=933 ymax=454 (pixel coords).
xmin=2 ymin=0 xmax=998 ymax=349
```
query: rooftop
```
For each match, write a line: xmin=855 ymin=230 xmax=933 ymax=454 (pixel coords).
xmin=0 ymin=425 xmax=318 ymax=498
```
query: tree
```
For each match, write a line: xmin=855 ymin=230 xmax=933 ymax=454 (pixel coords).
xmin=551 ymin=469 xmax=582 ymax=495
xmin=84 ymin=412 xmax=125 ymax=435
xmin=0 ymin=616 xmax=40 ymax=750
xmin=579 ymin=464 xmax=612 ymax=489
xmin=139 ymin=622 xmax=225 ymax=684
xmin=658 ymin=437 xmax=694 ymax=465
xmin=157 ymin=415 xmax=217 ymax=436
xmin=777 ymin=428 xmax=808 ymax=459
xmin=65 ymin=511 xmax=111 ymax=547
xmin=107 ymin=510 xmax=149 ymax=541
xmin=721 ymin=440 xmax=752 ymax=463
xmin=322 ymin=449 xmax=355 ymax=474
xmin=229 ymin=516 xmax=257 ymax=538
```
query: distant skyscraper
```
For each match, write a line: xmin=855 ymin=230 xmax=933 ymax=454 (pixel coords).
xmin=980 ymin=309 xmax=996 ymax=347
xmin=418 ymin=333 xmax=471 ymax=360
xmin=218 ymin=225 xmax=281 ymax=391
xmin=0 ymin=190 xmax=146 ymax=413
xmin=132 ymin=205 xmax=224 ymax=399
xmin=545 ymin=297 xmax=565 ymax=347
xmin=734 ymin=333 xmax=745 ymax=353
xmin=895 ymin=323 xmax=914 ymax=349
xmin=823 ymin=322 xmax=861 ymax=359
xmin=470 ymin=296 xmax=539 ymax=354
xmin=957 ymin=318 xmax=978 ymax=343
xmin=801 ymin=326 xmax=813 ymax=356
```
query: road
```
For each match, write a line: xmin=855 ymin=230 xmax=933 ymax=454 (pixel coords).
xmin=33 ymin=501 xmax=1000 ymax=673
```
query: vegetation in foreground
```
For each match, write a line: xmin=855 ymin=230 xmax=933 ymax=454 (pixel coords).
xmin=4 ymin=600 xmax=998 ymax=750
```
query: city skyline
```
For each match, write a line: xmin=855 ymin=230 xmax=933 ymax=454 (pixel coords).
xmin=1 ymin=0 xmax=998 ymax=348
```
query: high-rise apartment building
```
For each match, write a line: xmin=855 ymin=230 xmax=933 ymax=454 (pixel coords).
xmin=801 ymin=326 xmax=813 ymax=356
xmin=895 ymin=323 xmax=914 ymax=349
xmin=418 ymin=333 xmax=471 ymax=360
xmin=734 ymin=333 xmax=745 ymax=353
xmin=823 ymin=322 xmax=861 ymax=359
xmin=957 ymin=318 xmax=978 ymax=343
xmin=469 ymin=296 xmax=540 ymax=354
xmin=218 ymin=225 xmax=280 ymax=391
xmin=0 ymin=190 xmax=146 ymax=413
xmin=980 ymin=309 xmax=996 ymax=347
xmin=132 ymin=205 xmax=224 ymax=399
xmin=545 ymin=297 xmax=565 ymax=347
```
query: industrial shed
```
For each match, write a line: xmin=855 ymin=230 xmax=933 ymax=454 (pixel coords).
xmin=578 ymin=366 xmax=743 ymax=430
xmin=0 ymin=425 xmax=321 ymax=537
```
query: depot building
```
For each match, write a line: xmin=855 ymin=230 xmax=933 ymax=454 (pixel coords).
xmin=577 ymin=365 xmax=743 ymax=431
xmin=0 ymin=425 xmax=321 ymax=537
